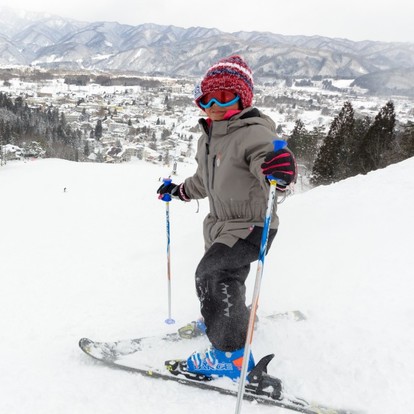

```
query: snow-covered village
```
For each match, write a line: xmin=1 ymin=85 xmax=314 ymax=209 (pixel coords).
xmin=1 ymin=3 xmax=414 ymax=414
xmin=1 ymin=68 xmax=413 ymax=183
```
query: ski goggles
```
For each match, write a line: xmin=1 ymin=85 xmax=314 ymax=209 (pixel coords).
xmin=198 ymin=91 xmax=240 ymax=109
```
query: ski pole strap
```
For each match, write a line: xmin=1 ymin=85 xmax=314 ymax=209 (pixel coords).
xmin=266 ymin=139 xmax=287 ymax=185
xmin=160 ymin=177 xmax=172 ymax=202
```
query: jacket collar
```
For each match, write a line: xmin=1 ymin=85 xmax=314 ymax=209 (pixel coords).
xmin=199 ymin=107 xmax=261 ymax=134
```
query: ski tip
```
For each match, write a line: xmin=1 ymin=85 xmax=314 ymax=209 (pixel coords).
xmin=165 ymin=318 xmax=176 ymax=325
xmin=79 ymin=337 xmax=91 ymax=347
xmin=78 ymin=337 xmax=94 ymax=354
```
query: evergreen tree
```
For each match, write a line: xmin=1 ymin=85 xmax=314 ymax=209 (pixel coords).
xmin=288 ymin=119 xmax=319 ymax=169
xmin=164 ymin=148 xmax=170 ymax=165
xmin=311 ymin=102 xmax=355 ymax=185
xmin=276 ymin=124 xmax=283 ymax=135
xmin=95 ymin=120 xmax=103 ymax=140
xmin=161 ymin=128 xmax=171 ymax=140
xmin=84 ymin=141 xmax=91 ymax=158
xmin=149 ymin=132 xmax=157 ymax=151
xmin=348 ymin=116 xmax=372 ymax=176
xmin=335 ymin=102 xmax=356 ymax=179
xmin=398 ymin=121 xmax=414 ymax=159
xmin=360 ymin=101 xmax=396 ymax=172
xmin=287 ymin=119 xmax=307 ymax=155
xmin=3 ymin=121 xmax=12 ymax=144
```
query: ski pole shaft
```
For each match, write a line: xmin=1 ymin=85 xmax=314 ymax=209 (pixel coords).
xmin=234 ymin=139 xmax=286 ymax=414
xmin=160 ymin=178 xmax=175 ymax=325
xmin=165 ymin=200 xmax=174 ymax=324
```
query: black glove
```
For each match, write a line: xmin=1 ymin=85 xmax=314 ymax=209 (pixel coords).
xmin=157 ymin=182 xmax=190 ymax=202
xmin=261 ymin=148 xmax=296 ymax=185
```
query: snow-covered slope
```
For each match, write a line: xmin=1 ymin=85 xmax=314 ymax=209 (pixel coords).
xmin=0 ymin=157 xmax=413 ymax=414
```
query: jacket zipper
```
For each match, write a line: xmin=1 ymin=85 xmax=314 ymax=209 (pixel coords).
xmin=211 ymin=155 xmax=216 ymax=190
xmin=205 ymin=124 xmax=217 ymax=218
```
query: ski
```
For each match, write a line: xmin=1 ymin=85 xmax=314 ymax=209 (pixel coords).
xmin=78 ymin=310 xmax=306 ymax=360
xmin=79 ymin=337 xmax=360 ymax=414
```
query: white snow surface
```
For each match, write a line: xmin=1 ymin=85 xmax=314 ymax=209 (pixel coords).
xmin=1 ymin=157 xmax=413 ymax=414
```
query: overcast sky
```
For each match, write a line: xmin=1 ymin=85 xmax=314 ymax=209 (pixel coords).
xmin=1 ymin=0 xmax=413 ymax=43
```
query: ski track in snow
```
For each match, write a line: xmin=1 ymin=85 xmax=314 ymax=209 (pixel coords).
xmin=1 ymin=157 xmax=413 ymax=414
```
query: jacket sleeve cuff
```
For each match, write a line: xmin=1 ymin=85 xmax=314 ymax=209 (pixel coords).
xmin=179 ymin=183 xmax=191 ymax=202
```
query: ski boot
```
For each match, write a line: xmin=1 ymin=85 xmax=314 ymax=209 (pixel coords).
xmin=166 ymin=351 xmax=283 ymax=401
xmin=167 ymin=346 xmax=255 ymax=381
xmin=177 ymin=318 xmax=206 ymax=339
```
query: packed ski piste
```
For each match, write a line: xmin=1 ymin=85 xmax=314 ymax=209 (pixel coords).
xmin=2 ymin=142 xmax=414 ymax=414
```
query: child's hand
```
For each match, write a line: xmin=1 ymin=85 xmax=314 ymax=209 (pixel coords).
xmin=261 ymin=149 xmax=297 ymax=185
xmin=157 ymin=182 xmax=190 ymax=201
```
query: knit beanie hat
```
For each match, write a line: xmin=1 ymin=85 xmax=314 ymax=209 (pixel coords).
xmin=194 ymin=55 xmax=254 ymax=109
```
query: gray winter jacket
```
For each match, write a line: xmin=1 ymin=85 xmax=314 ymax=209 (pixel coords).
xmin=184 ymin=107 xmax=279 ymax=249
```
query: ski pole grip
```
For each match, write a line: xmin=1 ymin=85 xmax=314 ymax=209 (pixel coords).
xmin=267 ymin=140 xmax=288 ymax=184
xmin=160 ymin=178 xmax=172 ymax=202
xmin=273 ymin=139 xmax=287 ymax=152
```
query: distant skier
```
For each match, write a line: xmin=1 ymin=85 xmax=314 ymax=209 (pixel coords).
xmin=157 ymin=55 xmax=296 ymax=380
xmin=172 ymin=160 xmax=178 ymax=175
xmin=63 ymin=187 xmax=67 ymax=193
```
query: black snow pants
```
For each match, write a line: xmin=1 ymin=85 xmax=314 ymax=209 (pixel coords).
xmin=195 ymin=226 xmax=277 ymax=352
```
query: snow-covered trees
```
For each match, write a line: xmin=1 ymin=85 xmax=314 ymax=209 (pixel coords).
xmin=312 ymin=101 xmax=355 ymax=185
xmin=311 ymin=100 xmax=411 ymax=187
xmin=0 ymin=92 xmax=81 ymax=161
xmin=94 ymin=120 xmax=103 ymax=140
xmin=399 ymin=121 xmax=414 ymax=159
xmin=287 ymin=119 xmax=320 ymax=169
xmin=360 ymin=101 xmax=396 ymax=172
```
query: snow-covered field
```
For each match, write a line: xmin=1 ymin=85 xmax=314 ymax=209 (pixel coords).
xmin=0 ymin=156 xmax=413 ymax=414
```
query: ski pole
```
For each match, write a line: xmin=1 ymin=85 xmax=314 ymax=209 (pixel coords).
xmin=234 ymin=139 xmax=287 ymax=414
xmin=159 ymin=178 xmax=175 ymax=325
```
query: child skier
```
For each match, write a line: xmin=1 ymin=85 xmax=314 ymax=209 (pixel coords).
xmin=157 ymin=55 xmax=296 ymax=380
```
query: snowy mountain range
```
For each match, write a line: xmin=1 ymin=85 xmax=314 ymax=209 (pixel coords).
xmin=1 ymin=6 xmax=414 ymax=95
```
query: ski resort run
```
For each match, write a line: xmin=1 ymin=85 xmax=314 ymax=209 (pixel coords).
xmin=0 ymin=157 xmax=413 ymax=414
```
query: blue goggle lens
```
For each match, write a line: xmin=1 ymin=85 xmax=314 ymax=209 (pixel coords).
xmin=199 ymin=95 xmax=240 ymax=109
